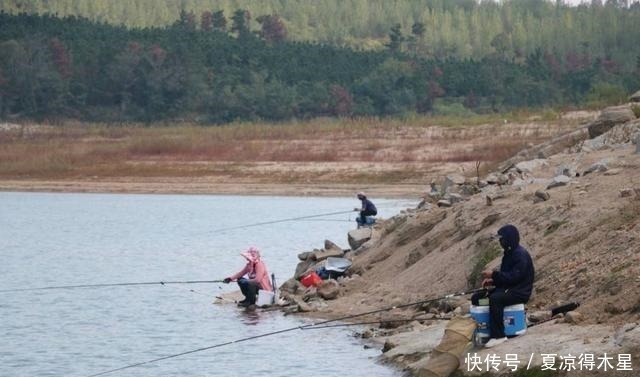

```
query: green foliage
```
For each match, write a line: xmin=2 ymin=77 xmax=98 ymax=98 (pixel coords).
xmin=2 ymin=0 xmax=640 ymax=71
xmin=585 ymin=82 xmax=629 ymax=107
xmin=432 ymin=99 xmax=476 ymax=117
xmin=0 ymin=10 xmax=637 ymax=123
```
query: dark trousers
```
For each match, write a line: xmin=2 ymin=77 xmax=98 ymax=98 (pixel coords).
xmin=358 ymin=209 xmax=376 ymax=225
xmin=237 ymin=278 xmax=260 ymax=304
xmin=471 ymin=290 xmax=523 ymax=339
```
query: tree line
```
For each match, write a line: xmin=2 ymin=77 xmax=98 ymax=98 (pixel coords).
xmin=0 ymin=11 xmax=638 ymax=123
xmin=2 ymin=0 xmax=640 ymax=68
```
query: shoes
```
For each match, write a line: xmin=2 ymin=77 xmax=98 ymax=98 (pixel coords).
xmin=484 ymin=337 xmax=507 ymax=348
xmin=237 ymin=300 xmax=250 ymax=307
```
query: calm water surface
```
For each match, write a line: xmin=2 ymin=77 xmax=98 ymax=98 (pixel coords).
xmin=0 ymin=192 xmax=415 ymax=377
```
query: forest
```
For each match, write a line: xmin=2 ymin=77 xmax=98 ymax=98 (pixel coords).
xmin=0 ymin=3 xmax=639 ymax=123
xmin=2 ymin=0 xmax=640 ymax=65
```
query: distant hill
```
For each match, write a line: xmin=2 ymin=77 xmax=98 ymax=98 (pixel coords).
xmin=0 ymin=10 xmax=638 ymax=123
xmin=1 ymin=0 xmax=640 ymax=68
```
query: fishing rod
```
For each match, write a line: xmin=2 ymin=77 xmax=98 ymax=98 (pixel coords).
xmin=85 ymin=286 xmax=488 ymax=377
xmin=0 ymin=280 xmax=224 ymax=293
xmin=207 ymin=210 xmax=355 ymax=234
xmin=302 ymin=316 xmax=450 ymax=330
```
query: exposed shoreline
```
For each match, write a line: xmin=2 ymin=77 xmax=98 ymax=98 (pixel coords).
xmin=0 ymin=179 xmax=425 ymax=198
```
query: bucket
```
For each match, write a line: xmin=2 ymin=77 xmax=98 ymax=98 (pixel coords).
xmin=300 ymin=272 xmax=322 ymax=288
xmin=256 ymin=290 xmax=275 ymax=307
xmin=503 ymin=304 xmax=527 ymax=336
xmin=470 ymin=305 xmax=490 ymax=345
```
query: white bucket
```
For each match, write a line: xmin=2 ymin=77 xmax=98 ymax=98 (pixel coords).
xmin=256 ymin=290 xmax=275 ymax=307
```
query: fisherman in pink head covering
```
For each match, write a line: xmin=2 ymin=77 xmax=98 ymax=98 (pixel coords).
xmin=223 ymin=246 xmax=273 ymax=307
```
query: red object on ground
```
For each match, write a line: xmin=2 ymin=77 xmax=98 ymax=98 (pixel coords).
xmin=300 ymin=272 xmax=322 ymax=287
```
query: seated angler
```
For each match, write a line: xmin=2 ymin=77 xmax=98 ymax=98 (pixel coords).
xmin=354 ymin=191 xmax=377 ymax=228
xmin=471 ymin=224 xmax=535 ymax=348
xmin=223 ymin=246 xmax=273 ymax=307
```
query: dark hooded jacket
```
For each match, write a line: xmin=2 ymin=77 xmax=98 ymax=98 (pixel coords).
xmin=492 ymin=225 xmax=535 ymax=302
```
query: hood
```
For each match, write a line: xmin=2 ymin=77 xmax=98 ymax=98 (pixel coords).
xmin=497 ymin=224 xmax=520 ymax=252
xmin=240 ymin=246 xmax=261 ymax=263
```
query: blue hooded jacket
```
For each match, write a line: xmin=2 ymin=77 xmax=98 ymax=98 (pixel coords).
xmin=492 ymin=225 xmax=535 ymax=302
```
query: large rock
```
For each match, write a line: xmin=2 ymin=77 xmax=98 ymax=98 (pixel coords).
xmin=324 ymin=239 xmax=341 ymax=251
xmin=317 ymin=279 xmax=340 ymax=300
xmin=445 ymin=174 xmax=466 ymax=186
xmin=293 ymin=259 xmax=316 ymax=280
xmin=446 ymin=193 xmax=464 ymax=204
xmin=486 ymin=173 xmax=508 ymax=185
xmin=583 ymin=120 xmax=640 ymax=152
xmin=588 ymin=105 xmax=636 ymax=139
xmin=515 ymin=159 xmax=548 ymax=173
xmin=311 ymin=243 xmax=344 ymax=262
xmin=280 ymin=278 xmax=302 ymax=294
xmin=584 ymin=159 xmax=611 ymax=175
xmin=534 ymin=190 xmax=550 ymax=201
xmin=348 ymin=228 xmax=372 ymax=250
xmin=630 ymin=90 xmax=640 ymax=102
xmin=547 ymin=175 xmax=571 ymax=189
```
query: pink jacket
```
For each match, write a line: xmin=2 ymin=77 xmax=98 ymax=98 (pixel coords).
xmin=227 ymin=247 xmax=273 ymax=292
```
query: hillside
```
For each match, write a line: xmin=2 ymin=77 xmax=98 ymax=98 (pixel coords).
xmin=2 ymin=0 xmax=640 ymax=69
xmin=278 ymin=100 xmax=640 ymax=375
xmin=0 ymin=9 xmax=639 ymax=124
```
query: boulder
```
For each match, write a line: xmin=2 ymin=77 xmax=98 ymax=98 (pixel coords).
xmin=630 ymin=90 xmax=640 ymax=102
xmin=294 ymin=259 xmax=316 ymax=280
xmin=535 ymin=190 xmax=550 ymax=201
xmin=528 ymin=310 xmax=551 ymax=323
xmin=584 ymin=159 xmax=611 ymax=175
xmin=515 ymin=159 xmax=548 ymax=173
xmin=280 ymin=278 xmax=302 ymax=294
xmin=565 ymin=311 xmax=584 ymax=324
xmin=445 ymin=174 xmax=466 ymax=186
xmin=604 ymin=168 xmax=622 ymax=176
xmin=324 ymin=239 xmax=341 ymax=251
xmin=446 ymin=193 xmax=464 ymax=204
xmin=556 ymin=164 xmax=577 ymax=178
xmin=311 ymin=244 xmax=344 ymax=262
xmin=620 ymin=188 xmax=633 ymax=198
xmin=317 ymin=280 xmax=340 ymax=300
xmin=348 ymin=228 xmax=372 ymax=250
xmin=547 ymin=175 xmax=571 ymax=189
xmin=297 ymin=251 xmax=313 ymax=261
xmin=437 ymin=200 xmax=452 ymax=208
xmin=588 ymin=105 xmax=636 ymax=139
xmin=485 ymin=173 xmax=509 ymax=185
xmin=303 ymin=286 xmax=319 ymax=301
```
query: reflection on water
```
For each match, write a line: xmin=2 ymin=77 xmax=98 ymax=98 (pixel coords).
xmin=0 ymin=192 xmax=414 ymax=377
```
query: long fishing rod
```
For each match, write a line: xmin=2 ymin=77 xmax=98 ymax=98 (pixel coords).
xmin=207 ymin=210 xmax=355 ymax=234
xmin=0 ymin=280 xmax=224 ymax=293
xmin=85 ymin=286 xmax=488 ymax=377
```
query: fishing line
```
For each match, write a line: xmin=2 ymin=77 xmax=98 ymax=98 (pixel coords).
xmin=85 ymin=287 xmax=488 ymax=377
xmin=206 ymin=210 xmax=355 ymax=234
xmin=302 ymin=316 xmax=450 ymax=330
xmin=0 ymin=280 xmax=224 ymax=293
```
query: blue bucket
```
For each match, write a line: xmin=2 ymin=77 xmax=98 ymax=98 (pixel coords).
xmin=470 ymin=305 xmax=490 ymax=345
xmin=503 ymin=304 xmax=527 ymax=336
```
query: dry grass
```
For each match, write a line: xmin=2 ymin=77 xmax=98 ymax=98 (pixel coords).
xmin=0 ymin=114 xmax=578 ymax=183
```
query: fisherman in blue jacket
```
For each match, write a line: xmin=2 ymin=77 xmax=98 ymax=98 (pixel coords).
xmin=354 ymin=192 xmax=377 ymax=227
xmin=472 ymin=224 xmax=535 ymax=348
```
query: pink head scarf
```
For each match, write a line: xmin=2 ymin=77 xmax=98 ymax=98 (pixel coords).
xmin=240 ymin=246 xmax=261 ymax=263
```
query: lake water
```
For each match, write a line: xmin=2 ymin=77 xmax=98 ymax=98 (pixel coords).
xmin=0 ymin=192 xmax=415 ymax=377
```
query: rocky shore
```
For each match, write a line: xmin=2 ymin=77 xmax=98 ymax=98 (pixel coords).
xmin=276 ymin=100 xmax=640 ymax=376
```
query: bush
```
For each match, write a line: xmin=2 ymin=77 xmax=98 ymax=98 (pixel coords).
xmin=432 ymin=100 xmax=477 ymax=117
xmin=585 ymin=83 xmax=628 ymax=107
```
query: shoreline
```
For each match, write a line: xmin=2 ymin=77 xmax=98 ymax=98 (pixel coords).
xmin=0 ymin=178 xmax=425 ymax=198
